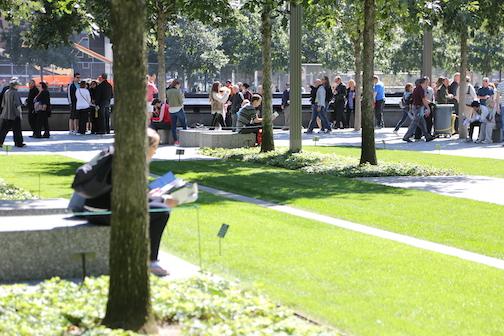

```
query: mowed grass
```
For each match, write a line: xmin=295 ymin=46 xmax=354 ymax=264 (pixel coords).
xmin=302 ymin=146 xmax=504 ymax=177
xmin=165 ymin=192 xmax=504 ymax=336
xmin=151 ymin=159 xmax=504 ymax=260
xmin=0 ymin=155 xmax=81 ymax=198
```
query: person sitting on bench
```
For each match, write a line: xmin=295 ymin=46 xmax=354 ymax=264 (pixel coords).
xmin=237 ymin=94 xmax=263 ymax=134
xmin=149 ymin=98 xmax=171 ymax=131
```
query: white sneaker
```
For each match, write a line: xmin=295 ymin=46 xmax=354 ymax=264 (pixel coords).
xmin=150 ymin=261 xmax=169 ymax=277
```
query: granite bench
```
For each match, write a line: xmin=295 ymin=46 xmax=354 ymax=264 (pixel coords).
xmin=0 ymin=211 xmax=109 ymax=282
xmin=179 ymin=129 xmax=204 ymax=147
xmin=199 ymin=131 xmax=256 ymax=149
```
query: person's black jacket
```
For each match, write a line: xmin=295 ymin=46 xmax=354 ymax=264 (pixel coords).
xmin=35 ymin=90 xmax=51 ymax=113
xmin=309 ymin=85 xmax=317 ymax=105
xmin=281 ymin=89 xmax=290 ymax=107
xmin=0 ymin=86 xmax=9 ymax=110
xmin=68 ymin=83 xmax=77 ymax=108
xmin=230 ymin=92 xmax=244 ymax=114
xmin=26 ymin=87 xmax=40 ymax=112
xmin=334 ymin=83 xmax=347 ymax=106
xmin=95 ymin=80 xmax=113 ymax=106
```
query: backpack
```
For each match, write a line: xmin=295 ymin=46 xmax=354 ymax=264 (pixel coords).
xmin=151 ymin=103 xmax=171 ymax=124
xmin=71 ymin=146 xmax=114 ymax=199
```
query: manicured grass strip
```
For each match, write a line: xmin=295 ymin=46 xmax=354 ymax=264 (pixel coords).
xmin=302 ymin=146 xmax=504 ymax=177
xmin=152 ymin=160 xmax=504 ymax=260
xmin=164 ymin=192 xmax=504 ymax=336
xmin=0 ymin=155 xmax=80 ymax=199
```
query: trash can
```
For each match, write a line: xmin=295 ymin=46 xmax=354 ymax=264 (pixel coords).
xmin=434 ymin=104 xmax=454 ymax=137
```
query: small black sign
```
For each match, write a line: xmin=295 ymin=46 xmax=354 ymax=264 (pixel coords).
xmin=176 ymin=149 xmax=185 ymax=155
xmin=217 ymin=224 xmax=229 ymax=238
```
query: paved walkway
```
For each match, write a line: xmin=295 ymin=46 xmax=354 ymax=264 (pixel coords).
xmin=199 ymin=185 xmax=504 ymax=270
xmin=2 ymin=128 xmax=503 ymax=161
xmin=358 ymin=175 xmax=504 ymax=206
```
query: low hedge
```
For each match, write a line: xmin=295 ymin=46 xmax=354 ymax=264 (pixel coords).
xmin=0 ymin=275 xmax=337 ymax=335
xmin=200 ymin=148 xmax=455 ymax=177
xmin=0 ymin=178 xmax=34 ymax=200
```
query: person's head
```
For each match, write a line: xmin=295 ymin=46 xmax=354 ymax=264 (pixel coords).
xmin=453 ymin=73 xmax=460 ymax=83
xmin=211 ymin=81 xmax=221 ymax=93
xmin=225 ymin=80 xmax=232 ymax=87
xmin=443 ymin=77 xmax=450 ymax=87
xmin=73 ymin=72 xmax=81 ymax=83
xmin=314 ymin=79 xmax=322 ymax=87
xmin=482 ymin=77 xmax=489 ymax=88
xmin=423 ymin=76 xmax=430 ymax=86
xmin=9 ymin=78 xmax=20 ymax=89
xmin=470 ymin=100 xmax=480 ymax=111
xmin=147 ymin=128 xmax=160 ymax=162
xmin=237 ymin=82 xmax=243 ymax=90
xmin=148 ymin=73 xmax=156 ymax=83
xmin=28 ymin=79 xmax=36 ymax=89
xmin=466 ymin=76 xmax=471 ymax=83
xmin=436 ymin=77 xmax=444 ymax=88
xmin=232 ymin=85 xmax=239 ymax=94
xmin=243 ymin=83 xmax=250 ymax=90
xmin=405 ymin=83 xmax=413 ymax=92
xmin=334 ymin=76 xmax=342 ymax=85
xmin=39 ymin=81 xmax=48 ymax=91
xmin=250 ymin=94 xmax=262 ymax=108
xmin=347 ymin=79 xmax=356 ymax=89
xmin=417 ymin=77 xmax=428 ymax=89
xmin=322 ymin=76 xmax=330 ymax=85
xmin=373 ymin=75 xmax=379 ymax=84
xmin=169 ymin=79 xmax=180 ymax=89
xmin=90 ymin=80 xmax=97 ymax=88
xmin=79 ymin=81 xmax=87 ymax=88
xmin=151 ymin=98 xmax=162 ymax=110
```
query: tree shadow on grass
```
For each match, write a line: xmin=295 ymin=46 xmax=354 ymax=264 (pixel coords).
xmin=151 ymin=160 xmax=410 ymax=205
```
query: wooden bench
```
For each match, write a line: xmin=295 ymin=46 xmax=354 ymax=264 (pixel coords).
xmin=0 ymin=211 xmax=109 ymax=282
xmin=199 ymin=131 xmax=256 ymax=149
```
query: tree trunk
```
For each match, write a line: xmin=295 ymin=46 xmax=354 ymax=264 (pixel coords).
xmin=103 ymin=0 xmax=156 ymax=333
xmin=289 ymin=0 xmax=302 ymax=153
xmin=359 ymin=0 xmax=377 ymax=165
xmin=260 ymin=0 xmax=274 ymax=152
xmin=157 ymin=9 xmax=166 ymax=102
xmin=353 ymin=29 xmax=363 ymax=131
xmin=458 ymin=29 xmax=468 ymax=139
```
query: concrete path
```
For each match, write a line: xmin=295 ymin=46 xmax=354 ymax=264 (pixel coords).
xmin=274 ymin=128 xmax=504 ymax=160
xmin=199 ymin=185 xmax=504 ymax=270
xmin=359 ymin=176 xmax=504 ymax=206
xmin=2 ymin=128 xmax=503 ymax=161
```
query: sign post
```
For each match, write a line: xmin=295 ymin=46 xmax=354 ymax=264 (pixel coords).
xmin=176 ymin=148 xmax=185 ymax=162
xmin=217 ymin=224 xmax=230 ymax=256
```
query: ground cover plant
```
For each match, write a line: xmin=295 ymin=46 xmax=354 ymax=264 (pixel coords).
xmin=152 ymin=159 xmax=504 ymax=259
xmin=302 ymin=146 xmax=504 ymax=178
xmin=0 ymin=178 xmax=34 ymax=200
xmin=164 ymin=192 xmax=504 ymax=336
xmin=199 ymin=148 xmax=455 ymax=177
xmin=0 ymin=275 xmax=334 ymax=336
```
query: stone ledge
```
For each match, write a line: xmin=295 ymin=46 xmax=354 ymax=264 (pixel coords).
xmin=199 ymin=131 xmax=256 ymax=149
xmin=0 ymin=214 xmax=109 ymax=282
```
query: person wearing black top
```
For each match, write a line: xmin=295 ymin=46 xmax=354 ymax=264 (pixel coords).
xmin=333 ymin=76 xmax=347 ymax=129
xmin=26 ymin=80 xmax=39 ymax=137
xmin=281 ymin=83 xmax=290 ymax=130
xmin=33 ymin=81 xmax=51 ymax=138
xmin=94 ymin=73 xmax=113 ymax=134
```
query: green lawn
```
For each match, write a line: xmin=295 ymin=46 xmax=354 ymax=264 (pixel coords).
xmin=0 ymin=155 xmax=80 ymax=198
xmin=302 ymin=146 xmax=504 ymax=177
xmin=151 ymin=160 xmax=504 ymax=260
xmin=165 ymin=192 xmax=504 ymax=336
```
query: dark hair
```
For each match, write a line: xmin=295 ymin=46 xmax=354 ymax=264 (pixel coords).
xmin=405 ymin=83 xmax=413 ymax=91
xmin=417 ymin=78 xmax=427 ymax=85
xmin=74 ymin=72 xmax=80 ymax=78
xmin=169 ymin=79 xmax=180 ymax=89
xmin=79 ymin=81 xmax=87 ymax=88
xmin=251 ymin=94 xmax=262 ymax=103
xmin=101 ymin=73 xmax=108 ymax=80
xmin=151 ymin=98 xmax=162 ymax=106
xmin=470 ymin=100 xmax=480 ymax=108
xmin=40 ymin=81 xmax=48 ymax=90
xmin=243 ymin=83 xmax=250 ymax=89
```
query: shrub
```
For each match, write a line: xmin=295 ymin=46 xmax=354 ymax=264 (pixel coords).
xmin=0 ymin=275 xmax=337 ymax=335
xmin=0 ymin=179 xmax=35 ymax=200
xmin=199 ymin=148 xmax=455 ymax=178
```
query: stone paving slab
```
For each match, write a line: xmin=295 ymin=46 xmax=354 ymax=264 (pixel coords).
xmin=358 ymin=175 xmax=504 ymax=206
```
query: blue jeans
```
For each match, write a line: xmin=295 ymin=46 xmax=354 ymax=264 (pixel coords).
xmin=307 ymin=104 xmax=331 ymax=132
xmin=394 ymin=107 xmax=411 ymax=131
xmin=170 ymin=109 xmax=187 ymax=141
